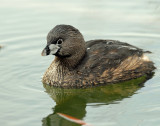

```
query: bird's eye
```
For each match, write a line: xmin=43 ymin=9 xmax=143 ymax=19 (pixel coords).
xmin=57 ymin=39 xmax=63 ymax=44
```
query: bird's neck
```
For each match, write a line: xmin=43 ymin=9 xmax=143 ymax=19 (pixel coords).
xmin=54 ymin=49 xmax=86 ymax=69
xmin=54 ymin=52 xmax=85 ymax=70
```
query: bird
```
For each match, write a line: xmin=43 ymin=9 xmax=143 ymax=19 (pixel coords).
xmin=41 ymin=24 xmax=155 ymax=88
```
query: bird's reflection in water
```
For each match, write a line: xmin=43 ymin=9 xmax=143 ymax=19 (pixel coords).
xmin=42 ymin=75 xmax=153 ymax=126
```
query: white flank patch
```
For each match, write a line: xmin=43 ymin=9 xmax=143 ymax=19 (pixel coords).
xmin=142 ymin=55 xmax=150 ymax=61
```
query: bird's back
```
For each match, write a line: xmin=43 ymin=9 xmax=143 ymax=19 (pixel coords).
xmin=75 ymin=40 xmax=155 ymax=86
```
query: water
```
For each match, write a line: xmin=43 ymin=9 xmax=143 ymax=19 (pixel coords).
xmin=0 ymin=0 xmax=160 ymax=126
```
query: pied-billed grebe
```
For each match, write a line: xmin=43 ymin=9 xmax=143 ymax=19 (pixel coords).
xmin=41 ymin=25 xmax=155 ymax=88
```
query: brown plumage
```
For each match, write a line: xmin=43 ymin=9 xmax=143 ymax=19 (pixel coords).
xmin=41 ymin=25 xmax=155 ymax=88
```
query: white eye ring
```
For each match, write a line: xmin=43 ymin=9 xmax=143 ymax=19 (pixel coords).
xmin=57 ymin=39 xmax=63 ymax=44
